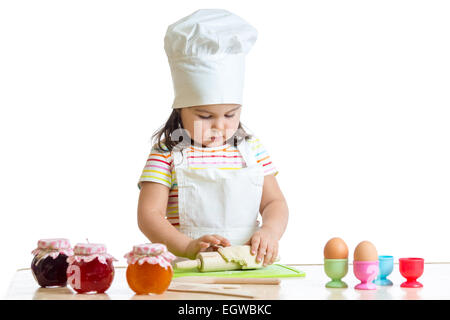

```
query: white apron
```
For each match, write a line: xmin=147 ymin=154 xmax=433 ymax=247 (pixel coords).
xmin=172 ymin=138 xmax=264 ymax=245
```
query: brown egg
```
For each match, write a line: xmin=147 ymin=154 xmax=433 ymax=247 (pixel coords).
xmin=324 ymin=237 xmax=348 ymax=259
xmin=353 ymin=241 xmax=378 ymax=261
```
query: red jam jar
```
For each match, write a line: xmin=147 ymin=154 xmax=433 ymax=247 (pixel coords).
xmin=124 ymin=243 xmax=176 ymax=295
xmin=66 ymin=243 xmax=117 ymax=294
xmin=31 ymin=238 xmax=74 ymax=288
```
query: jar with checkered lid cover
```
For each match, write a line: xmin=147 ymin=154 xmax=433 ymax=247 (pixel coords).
xmin=66 ymin=243 xmax=117 ymax=294
xmin=31 ymin=238 xmax=74 ymax=287
xmin=124 ymin=243 xmax=176 ymax=294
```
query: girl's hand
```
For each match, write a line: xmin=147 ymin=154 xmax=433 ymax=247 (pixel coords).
xmin=184 ymin=234 xmax=231 ymax=260
xmin=246 ymin=227 xmax=279 ymax=267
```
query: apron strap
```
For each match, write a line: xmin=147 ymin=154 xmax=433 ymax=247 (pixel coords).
xmin=172 ymin=145 xmax=187 ymax=168
xmin=237 ymin=138 xmax=256 ymax=167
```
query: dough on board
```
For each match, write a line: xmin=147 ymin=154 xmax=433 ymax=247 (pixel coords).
xmin=218 ymin=245 xmax=263 ymax=269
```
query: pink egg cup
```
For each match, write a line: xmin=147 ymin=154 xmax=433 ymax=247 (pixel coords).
xmin=353 ymin=260 xmax=379 ymax=290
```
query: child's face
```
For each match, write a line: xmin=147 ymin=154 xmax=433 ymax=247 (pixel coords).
xmin=180 ymin=104 xmax=242 ymax=148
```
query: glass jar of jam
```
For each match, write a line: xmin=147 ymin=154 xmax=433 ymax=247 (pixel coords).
xmin=31 ymin=238 xmax=74 ymax=288
xmin=124 ymin=243 xmax=176 ymax=295
xmin=66 ymin=243 xmax=117 ymax=294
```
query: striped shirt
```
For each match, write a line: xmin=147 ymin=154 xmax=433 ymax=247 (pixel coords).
xmin=137 ymin=136 xmax=278 ymax=227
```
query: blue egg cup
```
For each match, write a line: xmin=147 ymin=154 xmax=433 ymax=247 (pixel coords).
xmin=373 ymin=255 xmax=394 ymax=286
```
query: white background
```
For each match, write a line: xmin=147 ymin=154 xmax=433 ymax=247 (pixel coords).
xmin=1 ymin=0 xmax=449 ymax=297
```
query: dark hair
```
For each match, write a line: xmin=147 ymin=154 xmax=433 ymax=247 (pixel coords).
xmin=151 ymin=109 xmax=253 ymax=152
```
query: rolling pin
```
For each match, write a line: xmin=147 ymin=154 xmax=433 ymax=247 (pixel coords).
xmin=175 ymin=245 xmax=280 ymax=272
xmin=175 ymin=252 xmax=242 ymax=272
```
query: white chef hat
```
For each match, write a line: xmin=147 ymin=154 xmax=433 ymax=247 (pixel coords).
xmin=164 ymin=9 xmax=258 ymax=109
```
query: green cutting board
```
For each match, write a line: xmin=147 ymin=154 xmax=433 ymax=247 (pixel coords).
xmin=173 ymin=264 xmax=305 ymax=278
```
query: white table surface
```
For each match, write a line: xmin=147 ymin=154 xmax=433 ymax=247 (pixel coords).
xmin=5 ymin=263 xmax=450 ymax=300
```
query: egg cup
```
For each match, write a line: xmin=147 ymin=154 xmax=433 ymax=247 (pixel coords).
xmin=399 ymin=257 xmax=424 ymax=288
xmin=324 ymin=259 xmax=348 ymax=288
xmin=373 ymin=255 xmax=394 ymax=286
xmin=353 ymin=260 xmax=379 ymax=290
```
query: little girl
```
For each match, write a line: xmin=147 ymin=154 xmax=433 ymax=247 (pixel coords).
xmin=137 ymin=9 xmax=289 ymax=267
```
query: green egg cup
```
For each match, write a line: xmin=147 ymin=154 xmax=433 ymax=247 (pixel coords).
xmin=324 ymin=259 xmax=348 ymax=288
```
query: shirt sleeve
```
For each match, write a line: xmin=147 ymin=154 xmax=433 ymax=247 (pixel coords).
xmin=247 ymin=136 xmax=279 ymax=177
xmin=137 ymin=143 xmax=173 ymax=190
